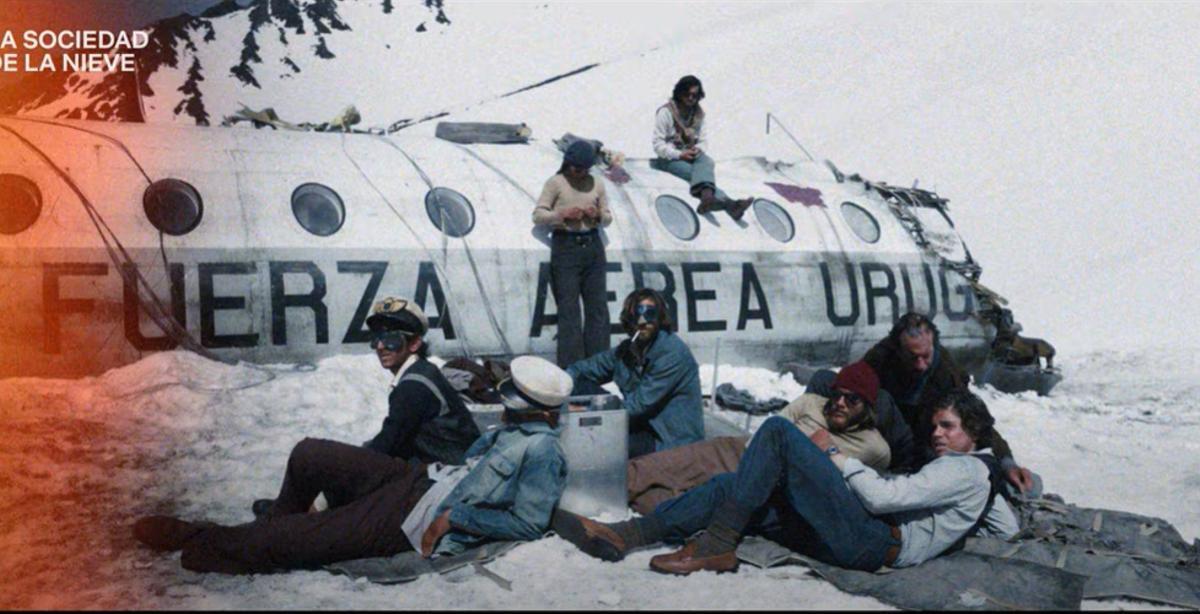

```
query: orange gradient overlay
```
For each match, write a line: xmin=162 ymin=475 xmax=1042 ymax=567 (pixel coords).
xmin=2 ymin=2 xmax=168 ymax=607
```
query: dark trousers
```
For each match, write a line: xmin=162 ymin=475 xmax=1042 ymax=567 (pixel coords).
xmin=652 ymin=417 xmax=898 ymax=571
xmin=550 ymin=231 xmax=610 ymax=368
xmin=180 ymin=438 xmax=431 ymax=574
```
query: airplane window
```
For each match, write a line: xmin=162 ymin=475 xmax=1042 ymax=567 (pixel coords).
xmin=292 ymin=183 xmax=346 ymax=237
xmin=841 ymin=201 xmax=880 ymax=244
xmin=143 ymin=178 xmax=203 ymax=236
xmin=752 ymin=198 xmax=794 ymax=243
xmin=424 ymin=187 xmax=475 ymax=238
xmin=654 ymin=195 xmax=699 ymax=241
xmin=0 ymin=174 xmax=42 ymax=235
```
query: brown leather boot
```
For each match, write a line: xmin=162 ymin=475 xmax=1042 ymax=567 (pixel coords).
xmin=727 ymin=198 xmax=753 ymax=222
xmin=649 ymin=539 xmax=739 ymax=575
xmin=551 ymin=509 xmax=630 ymax=562
xmin=132 ymin=515 xmax=215 ymax=552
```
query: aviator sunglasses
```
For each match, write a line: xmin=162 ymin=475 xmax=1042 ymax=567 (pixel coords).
xmin=369 ymin=330 xmax=411 ymax=352
xmin=634 ymin=303 xmax=659 ymax=321
xmin=830 ymin=390 xmax=865 ymax=406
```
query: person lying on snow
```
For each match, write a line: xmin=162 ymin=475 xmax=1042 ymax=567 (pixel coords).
xmin=556 ymin=389 xmax=1018 ymax=575
xmin=862 ymin=312 xmax=1040 ymax=495
xmin=131 ymin=356 xmax=572 ymax=575
xmin=613 ymin=360 xmax=897 ymax=516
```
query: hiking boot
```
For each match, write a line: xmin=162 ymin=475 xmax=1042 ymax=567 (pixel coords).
xmin=551 ymin=509 xmax=629 ymax=562
xmin=132 ymin=515 xmax=212 ymax=552
xmin=648 ymin=538 xmax=739 ymax=576
xmin=727 ymin=198 xmax=753 ymax=222
xmin=251 ymin=498 xmax=275 ymax=521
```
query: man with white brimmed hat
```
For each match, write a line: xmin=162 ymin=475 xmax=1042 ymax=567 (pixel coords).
xmin=132 ymin=355 xmax=573 ymax=574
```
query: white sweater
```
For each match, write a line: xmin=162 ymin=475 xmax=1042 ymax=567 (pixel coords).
xmin=653 ymin=106 xmax=708 ymax=160
xmin=841 ymin=448 xmax=1020 ymax=567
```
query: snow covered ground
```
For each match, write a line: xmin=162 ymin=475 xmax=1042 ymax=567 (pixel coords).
xmin=1 ymin=348 xmax=1196 ymax=609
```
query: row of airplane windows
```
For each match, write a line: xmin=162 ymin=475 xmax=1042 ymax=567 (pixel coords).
xmin=0 ymin=173 xmax=882 ymax=245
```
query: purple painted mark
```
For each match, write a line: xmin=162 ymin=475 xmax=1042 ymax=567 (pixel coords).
xmin=765 ymin=182 xmax=825 ymax=207
xmin=605 ymin=166 xmax=632 ymax=185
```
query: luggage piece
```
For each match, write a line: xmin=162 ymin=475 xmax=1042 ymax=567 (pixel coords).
xmin=435 ymin=122 xmax=531 ymax=144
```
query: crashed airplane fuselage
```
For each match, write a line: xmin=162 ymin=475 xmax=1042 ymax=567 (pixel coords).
xmin=0 ymin=116 xmax=1001 ymax=378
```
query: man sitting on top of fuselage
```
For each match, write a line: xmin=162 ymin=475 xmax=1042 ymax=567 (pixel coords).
xmin=863 ymin=312 xmax=1039 ymax=494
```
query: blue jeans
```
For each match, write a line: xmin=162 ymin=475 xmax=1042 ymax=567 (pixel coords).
xmin=652 ymin=416 xmax=899 ymax=571
xmin=550 ymin=231 xmax=609 ymax=368
xmin=650 ymin=154 xmax=729 ymax=201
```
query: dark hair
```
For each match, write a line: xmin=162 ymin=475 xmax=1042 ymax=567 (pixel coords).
xmin=619 ymin=288 xmax=674 ymax=335
xmin=415 ymin=337 xmax=430 ymax=359
xmin=888 ymin=312 xmax=940 ymax=345
xmin=671 ymin=75 xmax=705 ymax=105
xmin=930 ymin=389 xmax=995 ymax=450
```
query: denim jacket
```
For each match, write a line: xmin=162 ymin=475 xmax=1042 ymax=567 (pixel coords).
xmin=433 ymin=421 xmax=567 ymax=556
xmin=567 ymin=331 xmax=704 ymax=451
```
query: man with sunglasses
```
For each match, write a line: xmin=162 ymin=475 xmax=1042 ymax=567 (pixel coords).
xmin=566 ymin=288 xmax=704 ymax=457
xmin=360 ymin=296 xmax=481 ymax=466
xmin=651 ymin=74 xmax=752 ymax=220
xmin=863 ymin=312 xmax=1039 ymax=495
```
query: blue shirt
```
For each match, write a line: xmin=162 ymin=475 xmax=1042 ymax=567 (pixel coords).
xmin=567 ymin=331 xmax=705 ymax=451
xmin=434 ymin=421 xmax=567 ymax=556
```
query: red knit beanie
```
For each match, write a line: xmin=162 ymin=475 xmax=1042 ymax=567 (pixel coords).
xmin=833 ymin=361 xmax=879 ymax=406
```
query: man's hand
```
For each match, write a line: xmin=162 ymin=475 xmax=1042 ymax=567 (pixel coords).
xmin=421 ymin=509 xmax=453 ymax=557
xmin=808 ymin=428 xmax=833 ymax=452
xmin=560 ymin=208 xmax=585 ymax=222
xmin=680 ymin=148 xmax=699 ymax=162
xmin=1005 ymin=466 xmax=1035 ymax=494
xmin=582 ymin=205 xmax=599 ymax=221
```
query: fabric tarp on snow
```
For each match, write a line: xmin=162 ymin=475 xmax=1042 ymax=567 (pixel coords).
xmin=736 ymin=536 xmax=1087 ymax=610
xmin=325 ymin=541 xmax=519 ymax=586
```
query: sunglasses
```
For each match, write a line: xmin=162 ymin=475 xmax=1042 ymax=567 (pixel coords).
xmin=634 ymin=303 xmax=659 ymax=320
xmin=370 ymin=330 xmax=410 ymax=352
xmin=830 ymin=390 xmax=865 ymax=406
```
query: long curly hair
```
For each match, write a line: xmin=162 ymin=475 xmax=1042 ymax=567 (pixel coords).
xmin=618 ymin=288 xmax=675 ymax=336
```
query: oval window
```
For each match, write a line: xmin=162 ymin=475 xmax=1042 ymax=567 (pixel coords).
xmin=654 ymin=195 xmax=699 ymax=241
xmin=0 ymin=174 xmax=43 ymax=235
xmin=840 ymin=201 xmax=880 ymax=244
xmin=292 ymin=183 xmax=345 ymax=237
xmin=143 ymin=178 xmax=203 ymax=236
xmin=752 ymin=198 xmax=794 ymax=243
xmin=424 ymin=187 xmax=475 ymax=238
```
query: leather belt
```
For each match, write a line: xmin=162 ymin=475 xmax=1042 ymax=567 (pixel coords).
xmin=883 ymin=525 xmax=902 ymax=567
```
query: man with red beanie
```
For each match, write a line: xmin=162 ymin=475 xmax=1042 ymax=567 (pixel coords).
xmin=779 ymin=361 xmax=891 ymax=471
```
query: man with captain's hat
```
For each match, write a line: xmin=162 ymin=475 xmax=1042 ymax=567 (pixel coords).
xmin=132 ymin=355 xmax=573 ymax=574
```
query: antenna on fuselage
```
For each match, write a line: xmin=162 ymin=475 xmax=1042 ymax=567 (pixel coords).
xmin=765 ymin=112 xmax=816 ymax=162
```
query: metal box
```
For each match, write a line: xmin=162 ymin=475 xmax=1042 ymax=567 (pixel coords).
xmin=557 ymin=396 xmax=628 ymax=518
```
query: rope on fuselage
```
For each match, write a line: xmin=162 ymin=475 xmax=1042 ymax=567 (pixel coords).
xmin=340 ymin=134 xmax=480 ymax=359
xmin=0 ymin=120 xmax=224 ymax=365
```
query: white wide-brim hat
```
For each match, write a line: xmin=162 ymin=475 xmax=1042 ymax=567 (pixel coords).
xmin=499 ymin=355 xmax=575 ymax=411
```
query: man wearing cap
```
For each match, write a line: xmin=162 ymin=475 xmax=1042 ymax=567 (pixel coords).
xmin=131 ymin=356 xmax=572 ymax=574
xmin=533 ymin=140 xmax=614 ymax=368
xmin=360 ymin=296 xmax=481 ymax=466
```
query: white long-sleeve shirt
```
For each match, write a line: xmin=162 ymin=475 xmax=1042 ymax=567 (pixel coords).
xmin=653 ymin=106 xmax=708 ymax=160
xmin=840 ymin=448 xmax=1020 ymax=567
